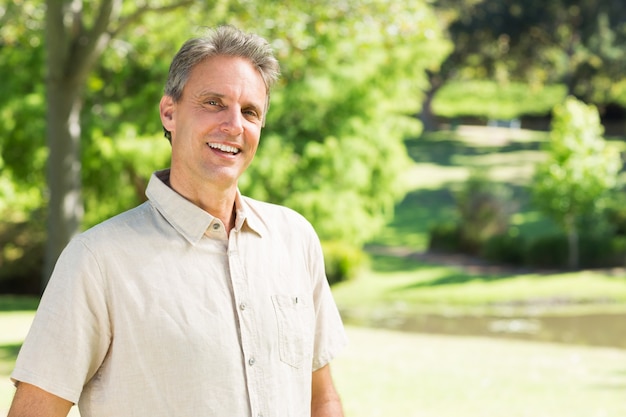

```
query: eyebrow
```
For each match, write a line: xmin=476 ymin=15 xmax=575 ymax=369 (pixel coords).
xmin=194 ymin=90 xmax=225 ymax=101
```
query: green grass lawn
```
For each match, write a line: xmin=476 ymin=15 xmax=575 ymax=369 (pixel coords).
xmin=0 ymin=308 xmax=35 ymax=415
xmin=432 ymin=81 xmax=568 ymax=120
xmin=334 ymin=326 xmax=626 ymax=417
xmin=333 ymin=253 xmax=626 ymax=319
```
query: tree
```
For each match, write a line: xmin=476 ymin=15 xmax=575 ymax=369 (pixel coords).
xmin=532 ymin=97 xmax=621 ymax=269
xmin=422 ymin=0 xmax=626 ymax=127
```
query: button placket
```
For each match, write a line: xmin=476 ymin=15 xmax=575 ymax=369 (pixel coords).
xmin=228 ymin=237 xmax=266 ymax=415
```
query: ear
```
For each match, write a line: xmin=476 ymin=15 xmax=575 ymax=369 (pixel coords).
xmin=160 ymin=95 xmax=176 ymax=134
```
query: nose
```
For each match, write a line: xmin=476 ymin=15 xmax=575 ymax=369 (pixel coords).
xmin=220 ymin=107 xmax=244 ymax=136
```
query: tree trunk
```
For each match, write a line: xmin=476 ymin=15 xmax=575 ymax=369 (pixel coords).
xmin=419 ymin=87 xmax=439 ymax=133
xmin=43 ymin=79 xmax=84 ymax=287
xmin=419 ymin=68 xmax=448 ymax=133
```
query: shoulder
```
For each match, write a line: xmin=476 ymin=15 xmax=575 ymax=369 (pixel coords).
xmin=242 ymin=196 xmax=315 ymax=233
xmin=240 ymin=196 xmax=323 ymax=250
xmin=75 ymin=201 xmax=157 ymax=248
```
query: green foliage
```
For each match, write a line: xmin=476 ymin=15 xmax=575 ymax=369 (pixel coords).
xmin=521 ymin=233 xmax=569 ymax=269
xmin=82 ymin=131 xmax=171 ymax=227
xmin=427 ymin=172 xmax=517 ymax=256
xmin=0 ymin=214 xmax=45 ymax=294
xmin=427 ymin=222 xmax=463 ymax=253
xmin=524 ymin=232 xmax=626 ymax=269
xmin=532 ymin=97 xmax=621 ymax=233
xmin=602 ymin=187 xmax=626 ymax=236
xmin=322 ymin=240 xmax=368 ymax=286
xmin=0 ymin=1 xmax=47 ymax=218
xmin=236 ymin=0 xmax=448 ymax=247
xmin=481 ymin=230 xmax=526 ymax=266
xmin=434 ymin=0 xmax=626 ymax=107
xmin=454 ymin=171 xmax=516 ymax=254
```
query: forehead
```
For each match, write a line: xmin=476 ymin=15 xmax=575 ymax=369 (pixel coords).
xmin=184 ymin=55 xmax=267 ymax=101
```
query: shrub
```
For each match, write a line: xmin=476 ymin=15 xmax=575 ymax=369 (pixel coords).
xmin=0 ymin=213 xmax=45 ymax=295
xmin=322 ymin=241 xmax=367 ymax=286
xmin=577 ymin=233 xmax=626 ymax=268
xmin=605 ymin=192 xmax=626 ymax=236
xmin=454 ymin=171 xmax=516 ymax=254
xmin=427 ymin=222 xmax=463 ymax=253
xmin=524 ymin=234 xmax=569 ymax=269
xmin=523 ymin=232 xmax=626 ymax=269
xmin=607 ymin=236 xmax=626 ymax=267
xmin=481 ymin=231 xmax=526 ymax=266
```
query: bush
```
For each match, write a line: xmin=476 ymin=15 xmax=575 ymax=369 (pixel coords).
xmin=523 ymin=232 xmax=626 ymax=269
xmin=0 ymin=214 xmax=45 ymax=295
xmin=481 ymin=231 xmax=526 ymax=266
xmin=454 ymin=172 xmax=516 ymax=254
xmin=524 ymin=229 xmax=626 ymax=268
xmin=577 ymin=233 xmax=626 ymax=268
xmin=524 ymin=234 xmax=569 ymax=269
xmin=427 ymin=222 xmax=463 ymax=253
xmin=322 ymin=241 xmax=368 ymax=286
xmin=605 ymin=193 xmax=626 ymax=236
xmin=607 ymin=236 xmax=626 ymax=267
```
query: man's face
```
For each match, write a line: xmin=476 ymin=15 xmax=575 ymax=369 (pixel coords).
xmin=160 ymin=55 xmax=267 ymax=190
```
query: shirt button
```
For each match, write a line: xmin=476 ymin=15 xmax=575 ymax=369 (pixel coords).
xmin=239 ymin=303 xmax=247 ymax=311
xmin=212 ymin=223 xmax=220 ymax=230
xmin=248 ymin=357 xmax=256 ymax=366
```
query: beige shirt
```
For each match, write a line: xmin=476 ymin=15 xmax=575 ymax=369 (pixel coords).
xmin=12 ymin=169 xmax=347 ymax=417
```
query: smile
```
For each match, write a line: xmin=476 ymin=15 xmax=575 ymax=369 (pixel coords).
xmin=208 ymin=143 xmax=240 ymax=155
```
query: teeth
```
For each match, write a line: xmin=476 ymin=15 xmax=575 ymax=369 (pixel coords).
xmin=209 ymin=143 xmax=239 ymax=154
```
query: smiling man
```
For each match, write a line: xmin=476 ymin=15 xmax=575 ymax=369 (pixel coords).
xmin=8 ymin=26 xmax=347 ymax=417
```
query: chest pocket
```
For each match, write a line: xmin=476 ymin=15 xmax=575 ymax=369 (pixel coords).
xmin=271 ymin=294 xmax=314 ymax=369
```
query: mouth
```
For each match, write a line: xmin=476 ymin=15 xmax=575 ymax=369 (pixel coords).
xmin=208 ymin=142 xmax=240 ymax=155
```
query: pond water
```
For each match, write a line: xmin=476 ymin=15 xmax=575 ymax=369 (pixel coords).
xmin=343 ymin=311 xmax=626 ymax=349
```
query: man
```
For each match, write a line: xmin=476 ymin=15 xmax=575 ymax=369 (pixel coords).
xmin=9 ymin=25 xmax=347 ymax=417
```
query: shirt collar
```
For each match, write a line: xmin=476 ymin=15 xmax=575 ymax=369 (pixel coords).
xmin=146 ymin=169 xmax=264 ymax=244
xmin=236 ymin=194 xmax=265 ymax=237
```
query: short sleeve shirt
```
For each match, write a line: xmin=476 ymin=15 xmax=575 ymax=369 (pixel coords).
xmin=11 ymin=169 xmax=347 ymax=417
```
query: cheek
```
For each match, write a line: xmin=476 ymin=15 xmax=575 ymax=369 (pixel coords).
xmin=246 ymin=128 xmax=262 ymax=151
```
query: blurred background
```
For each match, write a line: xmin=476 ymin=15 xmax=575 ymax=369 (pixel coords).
xmin=1 ymin=0 xmax=626 ymax=416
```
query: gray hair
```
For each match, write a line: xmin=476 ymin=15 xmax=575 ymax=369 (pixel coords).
xmin=163 ymin=26 xmax=281 ymax=141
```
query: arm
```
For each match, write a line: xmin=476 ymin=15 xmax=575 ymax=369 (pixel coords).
xmin=8 ymin=382 xmax=73 ymax=417
xmin=311 ymin=364 xmax=344 ymax=417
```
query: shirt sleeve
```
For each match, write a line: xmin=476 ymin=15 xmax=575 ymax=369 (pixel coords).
xmin=11 ymin=237 xmax=111 ymax=404
xmin=305 ymin=226 xmax=348 ymax=371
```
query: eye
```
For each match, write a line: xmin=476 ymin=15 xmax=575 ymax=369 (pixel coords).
xmin=206 ymin=100 xmax=221 ymax=107
xmin=243 ymin=108 xmax=261 ymax=121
